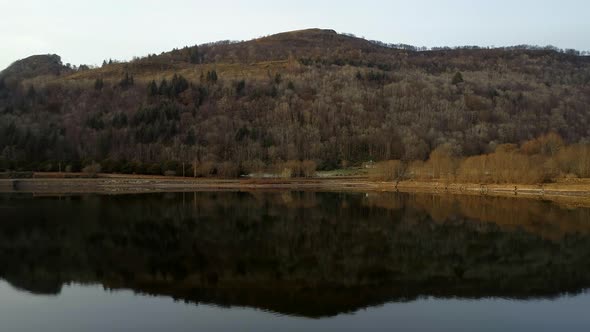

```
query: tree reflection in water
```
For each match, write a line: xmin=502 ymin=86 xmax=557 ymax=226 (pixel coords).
xmin=0 ymin=191 xmax=589 ymax=318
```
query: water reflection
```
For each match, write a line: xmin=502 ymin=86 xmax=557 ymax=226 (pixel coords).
xmin=0 ymin=191 xmax=589 ymax=318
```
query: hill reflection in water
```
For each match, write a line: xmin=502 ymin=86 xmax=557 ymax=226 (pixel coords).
xmin=0 ymin=191 xmax=589 ymax=318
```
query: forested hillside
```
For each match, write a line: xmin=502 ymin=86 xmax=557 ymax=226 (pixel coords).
xmin=1 ymin=29 xmax=589 ymax=177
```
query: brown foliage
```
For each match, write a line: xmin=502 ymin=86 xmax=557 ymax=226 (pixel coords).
xmin=521 ymin=132 xmax=565 ymax=156
xmin=194 ymin=161 xmax=216 ymax=177
xmin=456 ymin=151 xmax=546 ymax=184
xmin=82 ymin=162 xmax=102 ymax=177
xmin=217 ymin=161 xmax=240 ymax=178
xmin=555 ymin=144 xmax=590 ymax=178
xmin=394 ymin=134 xmax=589 ymax=184
xmin=277 ymin=160 xmax=317 ymax=178
xmin=369 ymin=160 xmax=406 ymax=181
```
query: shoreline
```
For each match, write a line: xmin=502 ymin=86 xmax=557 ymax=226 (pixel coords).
xmin=2 ymin=174 xmax=590 ymax=207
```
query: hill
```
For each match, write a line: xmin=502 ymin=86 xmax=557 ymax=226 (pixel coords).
xmin=0 ymin=29 xmax=590 ymax=177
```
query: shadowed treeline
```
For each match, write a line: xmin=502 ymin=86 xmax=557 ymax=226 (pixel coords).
xmin=0 ymin=191 xmax=590 ymax=317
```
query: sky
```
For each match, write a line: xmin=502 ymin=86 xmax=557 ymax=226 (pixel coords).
xmin=1 ymin=0 xmax=589 ymax=70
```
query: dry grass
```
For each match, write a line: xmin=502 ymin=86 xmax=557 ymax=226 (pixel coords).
xmin=60 ymin=60 xmax=291 ymax=84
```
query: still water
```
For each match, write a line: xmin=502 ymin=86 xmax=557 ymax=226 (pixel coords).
xmin=1 ymin=191 xmax=589 ymax=331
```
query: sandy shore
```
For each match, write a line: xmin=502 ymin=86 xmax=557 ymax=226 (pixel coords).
xmin=2 ymin=173 xmax=590 ymax=207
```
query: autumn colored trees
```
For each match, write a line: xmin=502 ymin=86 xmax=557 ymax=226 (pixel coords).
xmin=372 ymin=133 xmax=590 ymax=184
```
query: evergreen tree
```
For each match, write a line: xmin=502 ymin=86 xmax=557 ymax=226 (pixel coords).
xmin=119 ymin=72 xmax=134 ymax=89
xmin=112 ymin=112 xmax=128 ymax=128
xmin=171 ymin=74 xmax=189 ymax=96
xmin=235 ymin=80 xmax=246 ymax=96
xmin=184 ymin=128 xmax=196 ymax=145
xmin=27 ymin=85 xmax=36 ymax=99
xmin=452 ymin=72 xmax=464 ymax=85
xmin=147 ymin=80 xmax=158 ymax=96
xmin=94 ymin=78 xmax=104 ymax=91
xmin=206 ymin=70 xmax=218 ymax=84
xmin=189 ymin=47 xmax=200 ymax=64
xmin=0 ymin=78 xmax=6 ymax=95
xmin=158 ymin=79 xmax=170 ymax=96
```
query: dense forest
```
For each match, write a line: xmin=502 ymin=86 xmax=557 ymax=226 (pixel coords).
xmin=1 ymin=29 xmax=589 ymax=178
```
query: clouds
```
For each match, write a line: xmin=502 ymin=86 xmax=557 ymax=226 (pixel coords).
xmin=1 ymin=0 xmax=588 ymax=70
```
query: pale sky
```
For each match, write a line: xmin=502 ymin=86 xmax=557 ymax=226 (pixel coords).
xmin=1 ymin=0 xmax=589 ymax=70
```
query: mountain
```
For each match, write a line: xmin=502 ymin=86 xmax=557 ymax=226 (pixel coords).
xmin=0 ymin=29 xmax=589 ymax=175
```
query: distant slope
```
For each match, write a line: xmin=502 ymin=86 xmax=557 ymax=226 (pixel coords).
xmin=151 ymin=28 xmax=389 ymax=64
xmin=62 ymin=28 xmax=399 ymax=82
